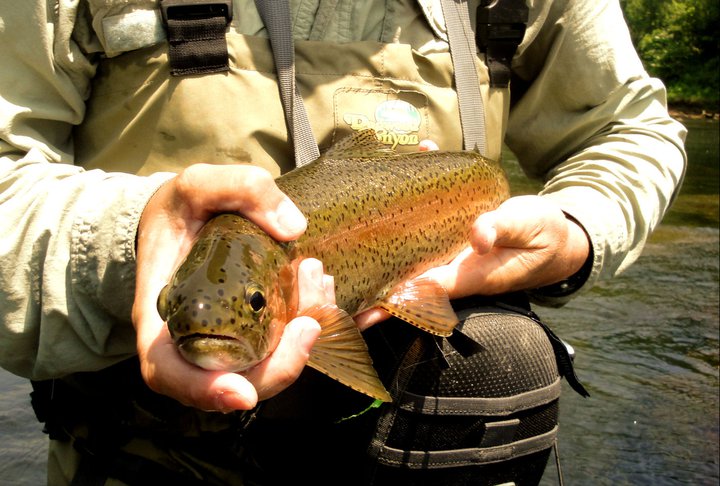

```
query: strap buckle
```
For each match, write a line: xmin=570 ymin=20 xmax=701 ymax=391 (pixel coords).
xmin=160 ymin=0 xmax=234 ymax=76
xmin=475 ymin=0 xmax=529 ymax=87
xmin=161 ymin=0 xmax=233 ymax=25
xmin=476 ymin=0 xmax=528 ymax=50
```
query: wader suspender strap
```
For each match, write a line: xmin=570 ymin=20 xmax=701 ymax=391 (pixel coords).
xmin=161 ymin=0 xmax=233 ymax=76
xmin=439 ymin=0 xmax=487 ymax=154
xmin=255 ymin=0 xmax=491 ymax=163
xmin=254 ymin=0 xmax=321 ymax=166
xmin=476 ymin=0 xmax=529 ymax=88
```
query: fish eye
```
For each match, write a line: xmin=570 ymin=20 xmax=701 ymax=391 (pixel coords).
xmin=246 ymin=287 xmax=266 ymax=313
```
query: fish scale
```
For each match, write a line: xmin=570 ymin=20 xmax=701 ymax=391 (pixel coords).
xmin=159 ymin=130 xmax=510 ymax=401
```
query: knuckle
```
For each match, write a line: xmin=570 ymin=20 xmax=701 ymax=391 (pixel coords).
xmin=233 ymin=167 xmax=277 ymax=204
xmin=174 ymin=163 xmax=208 ymax=198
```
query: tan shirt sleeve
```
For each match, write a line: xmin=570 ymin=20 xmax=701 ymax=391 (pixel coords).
xmin=506 ymin=0 xmax=687 ymax=305
xmin=0 ymin=1 xmax=172 ymax=379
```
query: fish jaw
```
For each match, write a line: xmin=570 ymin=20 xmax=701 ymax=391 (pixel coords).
xmin=164 ymin=301 xmax=288 ymax=373
xmin=177 ymin=333 xmax=266 ymax=372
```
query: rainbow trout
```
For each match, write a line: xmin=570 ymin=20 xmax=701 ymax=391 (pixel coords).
xmin=158 ymin=130 xmax=510 ymax=401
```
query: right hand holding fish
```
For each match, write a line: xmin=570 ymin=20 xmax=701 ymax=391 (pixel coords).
xmin=132 ymin=164 xmax=326 ymax=412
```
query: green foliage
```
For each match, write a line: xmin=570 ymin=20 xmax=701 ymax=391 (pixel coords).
xmin=620 ymin=0 xmax=719 ymax=108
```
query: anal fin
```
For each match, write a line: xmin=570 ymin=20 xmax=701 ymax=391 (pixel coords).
xmin=379 ymin=277 xmax=459 ymax=337
xmin=303 ymin=304 xmax=392 ymax=402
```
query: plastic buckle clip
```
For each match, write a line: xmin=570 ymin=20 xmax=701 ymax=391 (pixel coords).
xmin=476 ymin=0 xmax=528 ymax=51
xmin=475 ymin=0 xmax=529 ymax=87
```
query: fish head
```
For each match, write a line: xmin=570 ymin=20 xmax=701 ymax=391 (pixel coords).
xmin=158 ymin=215 xmax=293 ymax=372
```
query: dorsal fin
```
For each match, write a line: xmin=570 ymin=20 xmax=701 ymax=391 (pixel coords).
xmin=323 ymin=129 xmax=394 ymax=159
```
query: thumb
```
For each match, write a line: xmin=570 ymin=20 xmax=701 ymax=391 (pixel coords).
xmin=471 ymin=196 xmax=568 ymax=254
xmin=470 ymin=210 xmax=498 ymax=254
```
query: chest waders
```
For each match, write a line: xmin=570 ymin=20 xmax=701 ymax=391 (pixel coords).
xmin=31 ymin=1 xmax=588 ymax=484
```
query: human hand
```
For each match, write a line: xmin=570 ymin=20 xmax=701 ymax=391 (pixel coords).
xmin=355 ymin=195 xmax=590 ymax=329
xmin=132 ymin=164 xmax=327 ymax=412
xmin=422 ymin=195 xmax=591 ymax=299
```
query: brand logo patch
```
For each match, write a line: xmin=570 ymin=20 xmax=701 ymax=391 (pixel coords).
xmin=343 ymin=100 xmax=422 ymax=149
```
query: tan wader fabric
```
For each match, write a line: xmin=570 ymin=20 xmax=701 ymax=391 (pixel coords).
xmin=75 ymin=33 xmax=509 ymax=177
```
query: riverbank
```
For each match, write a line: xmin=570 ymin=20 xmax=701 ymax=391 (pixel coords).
xmin=669 ymin=102 xmax=720 ymax=121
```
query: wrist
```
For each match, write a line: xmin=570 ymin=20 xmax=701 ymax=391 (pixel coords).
xmin=535 ymin=215 xmax=593 ymax=298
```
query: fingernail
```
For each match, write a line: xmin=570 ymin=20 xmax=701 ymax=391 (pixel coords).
xmin=471 ymin=224 xmax=496 ymax=254
xmin=322 ymin=275 xmax=336 ymax=301
xmin=301 ymin=258 xmax=323 ymax=282
xmin=276 ymin=198 xmax=307 ymax=234
xmin=297 ymin=317 xmax=321 ymax=351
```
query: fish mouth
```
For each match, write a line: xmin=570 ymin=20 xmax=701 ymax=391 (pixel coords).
xmin=176 ymin=334 xmax=263 ymax=372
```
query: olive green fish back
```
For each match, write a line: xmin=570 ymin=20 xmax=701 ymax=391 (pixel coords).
xmin=276 ymin=131 xmax=510 ymax=315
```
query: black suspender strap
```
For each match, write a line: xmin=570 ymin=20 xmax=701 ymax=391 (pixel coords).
xmin=160 ymin=0 xmax=233 ymax=76
xmin=476 ymin=0 xmax=529 ymax=88
xmin=254 ymin=0 xmax=320 ymax=167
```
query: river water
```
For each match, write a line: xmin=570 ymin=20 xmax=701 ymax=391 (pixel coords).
xmin=0 ymin=118 xmax=718 ymax=485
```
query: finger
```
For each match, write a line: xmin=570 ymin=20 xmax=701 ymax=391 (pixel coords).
xmin=354 ymin=308 xmax=392 ymax=330
xmin=243 ymin=316 xmax=321 ymax=401
xmin=418 ymin=139 xmax=439 ymax=151
xmin=240 ymin=258 xmax=327 ymax=401
xmin=420 ymin=246 xmax=492 ymax=299
xmin=470 ymin=211 xmax=498 ymax=254
xmin=322 ymin=274 xmax=336 ymax=304
xmin=174 ymin=163 xmax=307 ymax=240
xmin=297 ymin=258 xmax=331 ymax=311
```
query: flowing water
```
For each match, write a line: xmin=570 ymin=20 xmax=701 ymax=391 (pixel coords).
xmin=535 ymin=118 xmax=720 ymax=485
xmin=0 ymin=119 xmax=717 ymax=485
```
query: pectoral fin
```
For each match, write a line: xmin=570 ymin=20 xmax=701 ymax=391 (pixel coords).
xmin=378 ymin=277 xmax=459 ymax=337
xmin=303 ymin=304 xmax=392 ymax=402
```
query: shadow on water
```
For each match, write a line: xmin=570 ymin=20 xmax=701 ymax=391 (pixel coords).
xmin=0 ymin=370 xmax=48 ymax=484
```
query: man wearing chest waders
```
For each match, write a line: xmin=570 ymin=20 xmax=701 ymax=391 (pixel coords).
xmin=0 ymin=1 xmax=685 ymax=484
